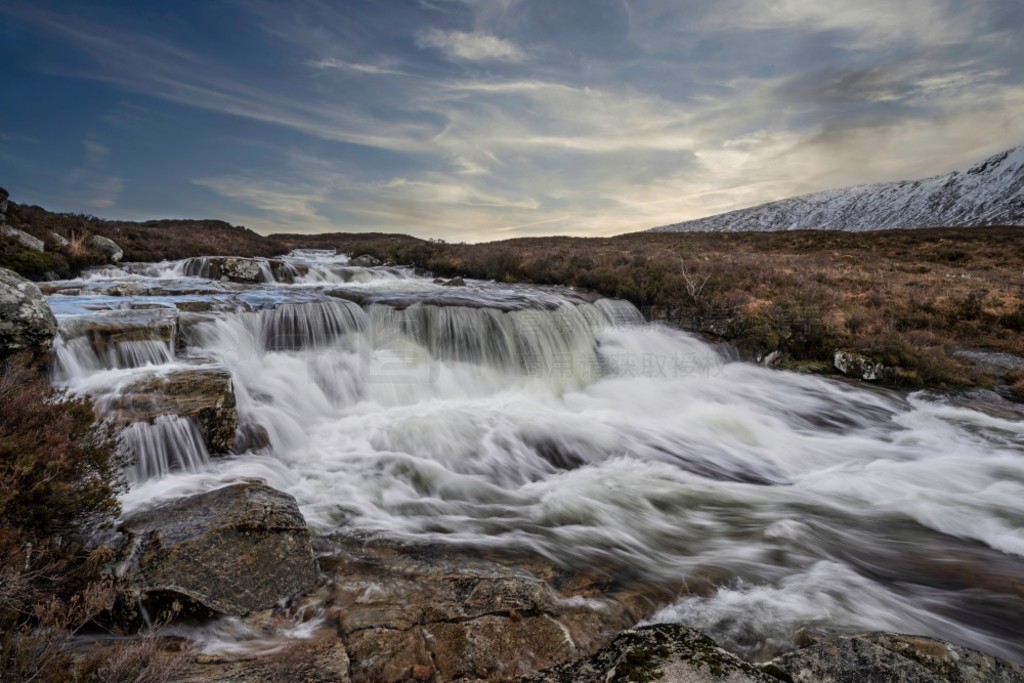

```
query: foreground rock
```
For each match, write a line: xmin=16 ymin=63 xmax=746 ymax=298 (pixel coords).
xmin=89 ymin=234 xmax=124 ymax=262
xmin=765 ymin=632 xmax=1024 ymax=683
xmin=521 ymin=623 xmax=775 ymax=682
xmin=318 ymin=542 xmax=647 ymax=682
xmin=115 ymin=482 xmax=319 ymax=625
xmin=106 ymin=368 xmax=239 ymax=453
xmin=0 ymin=266 xmax=58 ymax=355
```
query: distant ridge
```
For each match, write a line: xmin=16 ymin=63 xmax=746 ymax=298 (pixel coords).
xmin=648 ymin=145 xmax=1024 ymax=233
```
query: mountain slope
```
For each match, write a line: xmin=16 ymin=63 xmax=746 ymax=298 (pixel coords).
xmin=649 ymin=145 xmax=1024 ymax=233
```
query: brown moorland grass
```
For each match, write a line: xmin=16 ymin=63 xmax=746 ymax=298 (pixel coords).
xmin=5 ymin=201 xmax=287 ymax=264
xmin=275 ymin=226 xmax=1024 ymax=390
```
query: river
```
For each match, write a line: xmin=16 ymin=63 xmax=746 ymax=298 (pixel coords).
xmin=44 ymin=249 xmax=1024 ymax=664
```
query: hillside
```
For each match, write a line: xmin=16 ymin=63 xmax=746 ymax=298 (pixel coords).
xmin=649 ymin=146 xmax=1024 ymax=233
xmin=3 ymin=200 xmax=284 ymax=261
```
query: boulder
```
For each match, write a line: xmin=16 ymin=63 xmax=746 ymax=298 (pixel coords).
xmin=764 ymin=632 xmax=1024 ymax=683
xmin=833 ymin=350 xmax=890 ymax=381
xmin=89 ymin=234 xmax=124 ymax=263
xmin=443 ymin=276 xmax=466 ymax=287
xmin=107 ymin=368 xmax=239 ymax=454
xmin=115 ymin=482 xmax=319 ymax=625
xmin=1 ymin=226 xmax=45 ymax=251
xmin=49 ymin=231 xmax=70 ymax=248
xmin=0 ymin=266 xmax=58 ymax=355
xmin=519 ymin=623 xmax=776 ymax=683
xmin=182 ymin=256 xmax=269 ymax=283
xmin=349 ymin=254 xmax=382 ymax=268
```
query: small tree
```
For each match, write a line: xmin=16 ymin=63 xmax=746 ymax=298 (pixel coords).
xmin=667 ymin=249 xmax=711 ymax=303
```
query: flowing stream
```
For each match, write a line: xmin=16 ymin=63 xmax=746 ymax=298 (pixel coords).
xmin=45 ymin=250 xmax=1024 ymax=663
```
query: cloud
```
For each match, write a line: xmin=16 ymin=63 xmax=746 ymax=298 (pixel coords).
xmin=83 ymin=140 xmax=110 ymax=166
xmin=704 ymin=0 xmax=985 ymax=50
xmin=306 ymin=58 xmax=408 ymax=76
xmin=416 ymin=29 xmax=523 ymax=61
xmin=1 ymin=6 xmax=438 ymax=153
xmin=4 ymin=0 xmax=1024 ymax=240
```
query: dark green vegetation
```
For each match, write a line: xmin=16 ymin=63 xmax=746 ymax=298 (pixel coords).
xmin=277 ymin=227 xmax=1024 ymax=390
xmin=0 ymin=355 xmax=183 ymax=682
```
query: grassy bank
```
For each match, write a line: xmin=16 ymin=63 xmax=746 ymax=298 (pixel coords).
xmin=275 ymin=227 xmax=1024 ymax=392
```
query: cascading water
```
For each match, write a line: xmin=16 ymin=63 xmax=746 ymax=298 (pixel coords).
xmin=43 ymin=250 xmax=1024 ymax=664
xmin=121 ymin=415 xmax=212 ymax=483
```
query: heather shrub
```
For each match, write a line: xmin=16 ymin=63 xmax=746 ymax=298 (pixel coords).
xmin=0 ymin=354 xmax=144 ymax=680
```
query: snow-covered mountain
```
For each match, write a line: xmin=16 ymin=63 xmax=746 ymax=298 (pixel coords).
xmin=648 ymin=145 xmax=1024 ymax=233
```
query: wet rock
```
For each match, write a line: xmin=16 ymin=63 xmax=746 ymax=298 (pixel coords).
xmin=427 ymin=615 xmax=578 ymax=680
xmin=216 ymin=257 xmax=265 ymax=283
xmin=108 ymin=368 xmax=238 ymax=454
xmin=115 ymin=482 xmax=319 ymax=625
xmin=764 ymin=632 xmax=1024 ymax=683
xmin=89 ymin=234 xmax=124 ymax=263
xmin=62 ymin=308 xmax=178 ymax=366
xmin=833 ymin=350 xmax=890 ymax=382
xmin=520 ymin=623 xmax=776 ymax=682
xmin=235 ymin=422 xmax=272 ymax=453
xmin=182 ymin=256 xmax=269 ymax=283
xmin=178 ymin=634 xmax=351 ymax=683
xmin=349 ymin=254 xmax=382 ymax=267
xmin=174 ymin=300 xmax=217 ymax=313
xmin=0 ymin=266 xmax=58 ymax=355
xmin=443 ymin=276 xmax=466 ymax=287
xmin=347 ymin=628 xmax=432 ymax=683
xmin=325 ymin=542 xmax=635 ymax=682
xmin=324 ymin=289 xmax=368 ymax=306
xmin=1 ymin=225 xmax=45 ymax=251
xmin=269 ymin=259 xmax=309 ymax=284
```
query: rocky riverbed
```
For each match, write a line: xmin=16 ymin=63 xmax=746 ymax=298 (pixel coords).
xmin=4 ymin=249 xmax=1024 ymax=681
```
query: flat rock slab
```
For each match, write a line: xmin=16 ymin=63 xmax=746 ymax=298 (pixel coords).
xmin=519 ymin=623 xmax=776 ymax=683
xmin=116 ymin=482 xmax=319 ymax=625
xmin=321 ymin=542 xmax=645 ymax=682
xmin=108 ymin=367 xmax=238 ymax=453
xmin=765 ymin=632 xmax=1024 ymax=683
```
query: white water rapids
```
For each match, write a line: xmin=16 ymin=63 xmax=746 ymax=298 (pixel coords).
xmin=45 ymin=250 xmax=1024 ymax=662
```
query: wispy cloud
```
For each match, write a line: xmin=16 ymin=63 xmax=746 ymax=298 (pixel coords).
xmin=306 ymin=58 xmax=409 ymax=76
xmin=3 ymin=0 xmax=1023 ymax=240
xmin=416 ymin=29 xmax=523 ymax=62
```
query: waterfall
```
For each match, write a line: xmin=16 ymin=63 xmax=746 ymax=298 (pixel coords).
xmin=120 ymin=415 xmax=211 ymax=483
xmin=364 ymin=301 xmax=621 ymax=379
xmin=258 ymin=300 xmax=367 ymax=351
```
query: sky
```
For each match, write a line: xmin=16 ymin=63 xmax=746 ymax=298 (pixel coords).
xmin=1 ymin=0 xmax=1023 ymax=242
